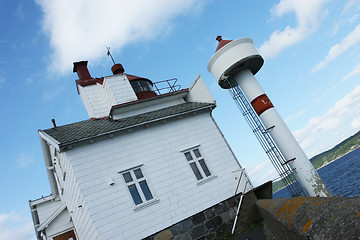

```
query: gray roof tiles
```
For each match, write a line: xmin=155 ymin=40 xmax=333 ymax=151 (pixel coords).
xmin=42 ymin=102 xmax=214 ymax=147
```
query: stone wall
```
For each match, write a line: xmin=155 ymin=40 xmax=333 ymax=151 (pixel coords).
xmin=256 ymin=196 xmax=360 ymax=240
xmin=144 ymin=181 xmax=272 ymax=240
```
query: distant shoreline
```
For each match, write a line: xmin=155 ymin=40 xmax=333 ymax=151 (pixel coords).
xmin=316 ymin=146 xmax=359 ymax=170
xmin=273 ymin=146 xmax=360 ymax=193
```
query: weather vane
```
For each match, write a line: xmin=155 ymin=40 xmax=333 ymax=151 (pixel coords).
xmin=106 ymin=47 xmax=116 ymax=65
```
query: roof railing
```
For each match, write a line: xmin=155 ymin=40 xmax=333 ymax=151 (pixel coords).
xmin=152 ymin=78 xmax=181 ymax=95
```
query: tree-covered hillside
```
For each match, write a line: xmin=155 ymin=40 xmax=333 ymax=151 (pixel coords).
xmin=309 ymin=130 xmax=360 ymax=169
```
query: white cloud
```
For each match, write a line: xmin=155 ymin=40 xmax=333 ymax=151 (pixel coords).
xmin=315 ymin=62 xmax=360 ymax=101
xmin=351 ymin=117 xmax=360 ymax=129
xmin=0 ymin=77 xmax=5 ymax=88
xmin=18 ymin=153 xmax=35 ymax=168
xmin=340 ymin=62 xmax=360 ymax=83
xmin=285 ymin=109 xmax=305 ymax=123
xmin=15 ymin=2 xmax=25 ymax=21
xmin=342 ymin=0 xmax=360 ymax=15
xmin=42 ymin=84 xmax=63 ymax=101
xmin=247 ymin=160 xmax=271 ymax=176
xmin=259 ymin=0 xmax=329 ymax=58
xmin=0 ymin=212 xmax=34 ymax=240
xmin=312 ymin=23 xmax=360 ymax=72
xmin=294 ymin=85 xmax=360 ymax=157
xmin=244 ymin=160 xmax=280 ymax=186
xmin=35 ymin=0 xmax=203 ymax=73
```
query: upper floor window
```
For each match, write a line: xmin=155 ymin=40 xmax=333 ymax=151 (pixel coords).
xmin=183 ymin=147 xmax=211 ymax=181
xmin=122 ymin=168 xmax=154 ymax=205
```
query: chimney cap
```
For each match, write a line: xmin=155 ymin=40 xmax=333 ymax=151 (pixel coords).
xmin=73 ymin=61 xmax=88 ymax=73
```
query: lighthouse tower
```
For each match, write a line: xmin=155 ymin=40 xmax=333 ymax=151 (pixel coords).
xmin=208 ymin=36 xmax=331 ymax=197
xmin=29 ymin=61 xmax=256 ymax=240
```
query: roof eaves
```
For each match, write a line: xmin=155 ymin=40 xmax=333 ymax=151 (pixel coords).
xmin=38 ymin=130 xmax=61 ymax=151
xmin=59 ymin=103 xmax=215 ymax=150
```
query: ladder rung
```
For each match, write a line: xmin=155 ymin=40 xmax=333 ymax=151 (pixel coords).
xmin=264 ymin=125 xmax=275 ymax=132
xmin=282 ymin=158 xmax=296 ymax=165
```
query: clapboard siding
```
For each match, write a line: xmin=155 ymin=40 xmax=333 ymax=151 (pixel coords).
xmin=62 ymin=111 xmax=250 ymax=239
xmin=59 ymin=152 xmax=99 ymax=240
xmin=36 ymin=200 xmax=62 ymax=225
xmin=47 ymin=210 xmax=74 ymax=239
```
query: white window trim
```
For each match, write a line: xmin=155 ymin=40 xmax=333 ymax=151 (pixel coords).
xmin=119 ymin=165 xmax=159 ymax=210
xmin=181 ymin=145 xmax=215 ymax=183
xmin=197 ymin=175 xmax=217 ymax=186
xmin=118 ymin=164 xmax=143 ymax=174
xmin=134 ymin=198 xmax=160 ymax=212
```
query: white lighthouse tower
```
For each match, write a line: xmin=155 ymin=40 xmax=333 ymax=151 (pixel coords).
xmin=208 ymin=36 xmax=331 ymax=197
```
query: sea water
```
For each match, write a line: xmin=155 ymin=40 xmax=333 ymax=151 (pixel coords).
xmin=273 ymin=147 xmax=360 ymax=198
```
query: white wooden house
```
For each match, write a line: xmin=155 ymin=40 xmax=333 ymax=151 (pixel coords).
xmin=29 ymin=61 xmax=252 ymax=240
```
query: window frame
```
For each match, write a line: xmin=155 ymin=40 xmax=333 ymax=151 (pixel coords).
xmin=182 ymin=146 xmax=216 ymax=184
xmin=119 ymin=165 xmax=159 ymax=211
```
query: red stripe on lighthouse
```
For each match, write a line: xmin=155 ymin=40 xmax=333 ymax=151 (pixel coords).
xmin=251 ymin=94 xmax=274 ymax=116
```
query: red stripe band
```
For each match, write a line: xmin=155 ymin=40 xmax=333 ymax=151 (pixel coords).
xmin=251 ymin=94 xmax=274 ymax=116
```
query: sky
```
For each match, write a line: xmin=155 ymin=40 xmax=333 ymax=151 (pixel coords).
xmin=1 ymin=0 xmax=360 ymax=239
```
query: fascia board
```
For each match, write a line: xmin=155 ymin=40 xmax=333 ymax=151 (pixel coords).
xmin=38 ymin=133 xmax=59 ymax=196
xmin=39 ymin=130 xmax=60 ymax=151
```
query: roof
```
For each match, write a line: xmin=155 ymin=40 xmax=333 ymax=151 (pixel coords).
xmin=215 ymin=36 xmax=232 ymax=52
xmin=111 ymin=89 xmax=189 ymax=112
xmin=41 ymin=102 xmax=215 ymax=149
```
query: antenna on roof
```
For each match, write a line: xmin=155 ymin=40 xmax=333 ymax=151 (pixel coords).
xmin=106 ymin=47 xmax=116 ymax=65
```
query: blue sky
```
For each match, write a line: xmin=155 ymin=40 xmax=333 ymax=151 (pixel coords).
xmin=1 ymin=0 xmax=360 ymax=239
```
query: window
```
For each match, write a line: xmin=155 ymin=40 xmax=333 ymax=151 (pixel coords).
xmin=122 ymin=168 xmax=154 ymax=205
xmin=184 ymin=147 xmax=211 ymax=181
xmin=130 ymin=80 xmax=154 ymax=93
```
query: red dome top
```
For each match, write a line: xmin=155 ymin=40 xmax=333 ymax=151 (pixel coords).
xmin=215 ymin=36 xmax=232 ymax=52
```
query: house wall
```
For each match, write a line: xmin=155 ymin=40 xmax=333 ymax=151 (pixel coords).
xmin=57 ymin=152 xmax=100 ymax=240
xmin=63 ymin=111 xmax=251 ymax=240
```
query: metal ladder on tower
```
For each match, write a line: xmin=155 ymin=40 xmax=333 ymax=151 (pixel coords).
xmin=226 ymin=80 xmax=305 ymax=197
